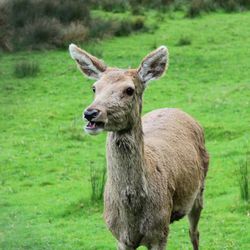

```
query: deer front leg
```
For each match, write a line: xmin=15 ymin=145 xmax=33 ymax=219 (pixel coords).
xmin=188 ymin=192 xmax=203 ymax=250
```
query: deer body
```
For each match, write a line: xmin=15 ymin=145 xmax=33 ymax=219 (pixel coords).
xmin=69 ymin=44 xmax=209 ymax=250
xmin=105 ymin=108 xmax=207 ymax=249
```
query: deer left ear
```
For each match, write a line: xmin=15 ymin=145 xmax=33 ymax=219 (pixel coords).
xmin=69 ymin=43 xmax=107 ymax=80
xmin=137 ymin=46 xmax=168 ymax=85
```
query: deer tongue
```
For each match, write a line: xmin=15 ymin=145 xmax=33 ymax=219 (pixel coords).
xmin=87 ymin=122 xmax=96 ymax=129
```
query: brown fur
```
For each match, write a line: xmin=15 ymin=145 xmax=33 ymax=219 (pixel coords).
xmin=69 ymin=44 xmax=209 ymax=250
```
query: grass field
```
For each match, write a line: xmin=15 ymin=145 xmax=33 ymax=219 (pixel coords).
xmin=0 ymin=11 xmax=250 ymax=250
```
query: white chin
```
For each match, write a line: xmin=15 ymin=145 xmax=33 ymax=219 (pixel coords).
xmin=84 ymin=127 xmax=104 ymax=135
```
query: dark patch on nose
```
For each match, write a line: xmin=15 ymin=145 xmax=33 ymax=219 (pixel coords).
xmin=84 ymin=109 xmax=99 ymax=121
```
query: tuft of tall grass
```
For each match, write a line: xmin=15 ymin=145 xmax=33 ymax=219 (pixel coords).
xmin=53 ymin=0 xmax=91 ymax=24
xmin=238 ymin=155 xmax=249 ymax=202
xmin=114 ymin=19 xmax=133 ymax=36
xmin=186 ymin=0 xmax=248 ymax=18
xmin=14 ymin=60 xmax=40 ymax=78
xmin=222 ymin=0 xmax=240 ymax=12
xmin=176 ymin=36 xmax=192 ymax=46
xmin=89 ymin=18 xmax=115 ymax=39
xmin=186 ymin=0 xmax=204 ymax=18
xmin=0 ymin=2 xmax=12 ymax=51
xmin=89 ymin=16 xmax=146 ymax=39
xmin=0 ymin=0 xmax=92 ymax=51
xmin=130 ymin=4 xmax=144 ymax=15
xmin=62 ymin=22 xmax=89 ymax=46
xmin=131 ymin=16 xmax=146 ymax=31
xmin=98 ymin=0 xmax=129 ymax=13
xmin=89 ymin=162 xmax=106 ymax=202
xmin=21 ymin=17 xmax=63 ymax=49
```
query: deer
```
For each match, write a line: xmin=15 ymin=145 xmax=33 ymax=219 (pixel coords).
xmin=69 ymin=44 xmax=209 ymax=250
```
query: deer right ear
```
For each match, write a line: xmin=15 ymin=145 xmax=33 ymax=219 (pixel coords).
xmin=69 ymin=44 xmax=107 ymax=80
xmin=137 ymin=46 xmax=168 ymax=85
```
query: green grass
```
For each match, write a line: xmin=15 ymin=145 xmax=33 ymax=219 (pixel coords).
xmin=14 ymin=60 xmax=40 ymax=78
xmin=1 ymin=11 xmax=250 ymax=250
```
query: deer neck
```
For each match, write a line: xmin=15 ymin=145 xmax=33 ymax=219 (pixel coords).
xmin=106 ymin=119 xmax=148 ymax=207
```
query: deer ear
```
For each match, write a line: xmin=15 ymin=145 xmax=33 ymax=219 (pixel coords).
xmin=69 ymin=43 xmax=107 ymax=80
xmin=137 ymin=46 xmax=168 ymax=85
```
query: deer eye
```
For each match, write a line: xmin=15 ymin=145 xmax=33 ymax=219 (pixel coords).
xmin=92 ymin=86 xmax=96 ymax=93
xmin=126 ymin=87 xmax=134 ymax=96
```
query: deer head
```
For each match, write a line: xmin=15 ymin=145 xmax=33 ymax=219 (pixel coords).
xmin=69 ymin=44 xmax=169 ymax=135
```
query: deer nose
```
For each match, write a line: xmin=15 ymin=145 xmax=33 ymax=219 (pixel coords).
xmin=84 ymin=109 xmax=100 ymax=121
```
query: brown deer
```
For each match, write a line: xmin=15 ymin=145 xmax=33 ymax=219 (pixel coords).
xmin=69 ymin=44 xmax=209 ymax=250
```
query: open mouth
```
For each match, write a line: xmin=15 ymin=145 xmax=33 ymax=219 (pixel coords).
xmin=85 ymin=121 xmax=105 ymax=135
